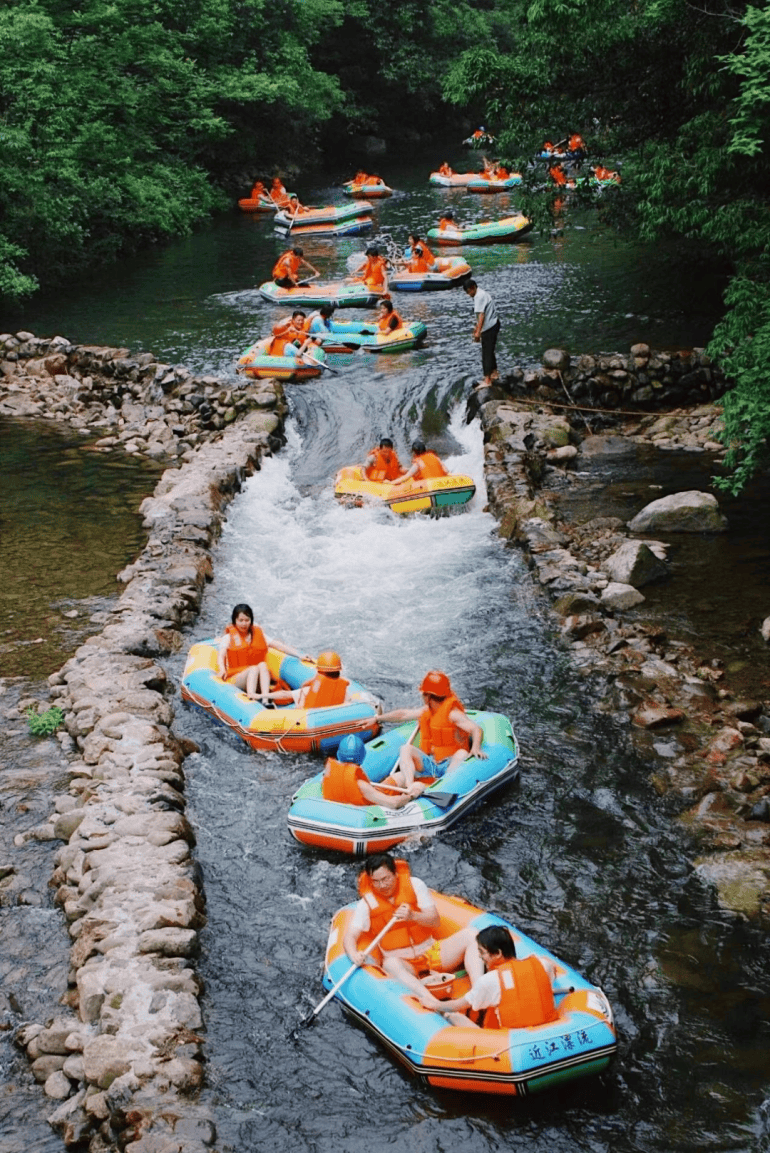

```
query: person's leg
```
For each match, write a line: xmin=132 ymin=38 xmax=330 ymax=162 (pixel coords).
xmin=391 ymin=744 xmax=427 ymax=789
xmin=381 ymin=954 xmax=431 ymax=998
xmin=257 ymin=661 xmax=271 ymax=702
xmin=437 ymin=926 xmax=484 ymax=984
xmin=481 ymin=322 xmax=500 ymax=384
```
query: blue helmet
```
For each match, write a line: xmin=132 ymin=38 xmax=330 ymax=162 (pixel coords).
xmin=337 ymin=734 xmax=366 ymax=765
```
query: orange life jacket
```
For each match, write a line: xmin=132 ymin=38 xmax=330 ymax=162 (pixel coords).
xmin=408 ymin=253 xmax=431 ymax=273
xmin=550 ymin=166 xmax=567 ymax=186
xmin=301 ymin=672 xmax=350 ymax=709
xmin=365 ymin=446 xmax=403 ymax=481
xmin=271 ymin=181 xmax=291 ymax=207
xmin=322 ymin=759 xmax=368 ymax=806
xmin=496 ymin=167 xmax=509 ymax=179
xmin=224 ymin=623 xmax=268 ymax=678
xmin=439 ymin=164 xmax=452 ymax=176
xmin=418 ymin=693 xmax=470 ymax=761
xmin=485 ymin=957 xmax=559 ymax=1029
xmin=357 ymin=860 xmax=434 ymax=952
xmin=273 ymin=251 xmax=300 ymax=281
xmin=251 ymin=181 xmax=265 ymax=198
xmin=413 ymin=451 xmax=446 ymax=480
xmin=361 ymin=255 xmax=387 ymax=289
xmin=569 ymin=134 xmax=585 ymax=152
xmin=378 ymin=310 xmax=402 ymax=333
xmin=438 ymin=217 xmax=454 ymax=230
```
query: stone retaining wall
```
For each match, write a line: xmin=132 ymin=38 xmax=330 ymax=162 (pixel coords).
xmin=507 ymin=342 xmax=726 ymax=414
xmin=4 ymin=332 xmax=287 ymax=1152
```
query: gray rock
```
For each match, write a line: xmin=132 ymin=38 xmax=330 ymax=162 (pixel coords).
xmin=601 ymin=582 xmax=646 ymax=610
xmin=44 ymin=1070 xmax=74 ymax=1099
xmin=602 ymin=540 xmax=668 ymax=588
xmin=628 ymin=490 xmax=728 ymax=533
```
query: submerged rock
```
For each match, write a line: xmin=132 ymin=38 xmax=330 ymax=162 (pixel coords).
xmin=627 ymin=490 xmax=728 ymax=533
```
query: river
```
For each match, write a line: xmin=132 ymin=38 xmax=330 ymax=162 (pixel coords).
xmin=2 ymin=157 xmax=769 ymax=1152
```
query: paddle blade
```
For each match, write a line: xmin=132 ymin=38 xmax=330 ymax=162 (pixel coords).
xmin=422 ymin=790 xmax=457 ymax=809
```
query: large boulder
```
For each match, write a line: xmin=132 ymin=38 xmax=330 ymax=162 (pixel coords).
xmin=627 ymin=490 xmax=728 ymax=533
xmin=602 ymin=540 xmax=668 ymax=588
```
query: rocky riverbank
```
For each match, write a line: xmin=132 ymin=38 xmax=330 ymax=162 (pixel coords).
xmin=472 ymin=346 xmax=770 ymax=928
xmin=1 ymin=332 xmax=287 ymax=1151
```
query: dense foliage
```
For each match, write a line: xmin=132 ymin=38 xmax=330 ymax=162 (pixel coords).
xmin=1 ymin=0 xmax=768 ymax=488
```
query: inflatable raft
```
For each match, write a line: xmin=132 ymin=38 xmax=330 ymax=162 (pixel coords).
xmin=274 ymin=203 xmax=373 ymax=237
xmin=390 ymin=256 xmax=472 ymax=293
xmin=238 ymin=194 xmax=278 ymax=213
xmin=321 ymin=892 xmax=617 ymax=1096
xmin=334 ymin=465 xmax=475 ymax=513
xmin=258 ymin=281 xmax=386 ymax=309
xmin=181 ymin=641 xmax=381 ymax=754
xmin=467 ymin=174 xmax=523 ymax=193
xmin=236 ymin=338 xmax=327 ymax=381
xmin=428 ymin=215 xmax=532 ymax=245
xmin=429 ymin=172 xmax=477 ymax=187
xmin=343 ymin=180 xmax=393 ymax=198
xmin=311 ymin=319 xmax=427 ymax=354
xmin=288 ymin=713 xmax=518 ymax=854
xmin=275 ymin=216 xmax=373 ymax=238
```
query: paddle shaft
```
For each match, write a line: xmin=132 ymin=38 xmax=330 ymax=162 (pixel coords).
xmin=300 ymin=914 xmax=399 ymax=1027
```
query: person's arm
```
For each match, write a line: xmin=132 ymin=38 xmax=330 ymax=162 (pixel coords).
xmin=343 ymin=905 xmax=370 ymax=966
xmin=266 ymin=637 xmax=302 ymax=658
xmin=473 ymin=305 xmax=485 ymax=342
xmin=216 ymin=635 xmax=231 ymax=678
xmin=388 ymin=462 xmax=419 ymax=487
xmin=450 ymin=708 xmax=488 ymax=760
xmin=377 ymin=706 xmax=422 ymax=724
xmin=301 ymin=257 xmax=320 ymax=276
xmin=394 ymin=882 xmax=440 ymax=932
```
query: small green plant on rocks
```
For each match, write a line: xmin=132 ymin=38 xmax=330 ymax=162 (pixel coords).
xmin=26 ymin=705 xmax=64 ymax=737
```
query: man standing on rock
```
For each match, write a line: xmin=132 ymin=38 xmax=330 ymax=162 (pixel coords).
xmin=463 ymin=279 xmax=500 ymax=388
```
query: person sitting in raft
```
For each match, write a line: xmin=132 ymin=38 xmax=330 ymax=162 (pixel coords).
xmin=270 ymin=177 xmax=292 ymax=208
xmin=267 ymin=650 xmax=356 ymax=709
xmin=568 ymin=132 xmax=586 ymax=158
xmin=217 ymin=604 xmax=303 ymax=703
xmin=266 ymin=312 xmax=321 ymax=360
xmin=437 ymin=210 xmax=456 ymax=231
xmin=592 ymin=164 xmax=620 ymax=184
xmin=542 ymin=141 xmax=555 ymax=155
xmin=272 ymin=246 xmax=319 ymax=289
xmin=286 ymin=193 xmax=310 ymax=217
xmin=343 ymin=853 xmax=486 ymax=1000
xmin=363 ymin=436 xmax=404 ymax=481
xmin=377 ymin=669 xmax=487 ymax=792
xmin=495 ymin=163 xmax=510 ymax=180
xmin=438 ymin=161 xmax=453 ymax=177
xmin=250 ymin=179 xmax=266 ymax=200
xmin=322 ymin=735 xmax=425 ymax=809
xmin=402 ymin=233 xmax=436 ymax=268
xmin=351 ymin=245 xmax=390 ymax=292
xmin=307 ymin=303 xmax=336 ymax=335
xmin=418 ymin=924 xmax=559 ymax=1029
xmin=376 ymin=299 xmax=403 ymax=333
xmin=387 ymin=439 xmax=446 ymax=486
xmin=407 ymin=244 xmax=434 ymax=274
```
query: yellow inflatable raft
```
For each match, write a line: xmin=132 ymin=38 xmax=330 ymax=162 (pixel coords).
xmin=334 ymin=466 xmax=476 ymax=514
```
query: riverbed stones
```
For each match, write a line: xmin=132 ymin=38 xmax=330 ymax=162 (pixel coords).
xmin=6 ymin=333 xmax=282 ymax=1149
xmin=627 ymin=490 xmax=728 ymax=533
xmin=478 ymin=353 xmax=770 ymax=928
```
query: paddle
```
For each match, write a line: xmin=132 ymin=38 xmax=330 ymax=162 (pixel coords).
xmin=293 ymin=913 xmax=399 ymax=1034
xmin=375 ymin=782 xmax=458 ymax=809
xmin=301 ymin=349 xmax=340 ymax=375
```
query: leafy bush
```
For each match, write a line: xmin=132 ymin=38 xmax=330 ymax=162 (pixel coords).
xmin=26 ymin=706 xmax=64 ymax=737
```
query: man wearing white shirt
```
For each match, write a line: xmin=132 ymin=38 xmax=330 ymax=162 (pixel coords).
xmin=464 ymin=278 xmax=500 ymax=387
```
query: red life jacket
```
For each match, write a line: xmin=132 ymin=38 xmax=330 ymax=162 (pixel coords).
xmin=224 ymin=623 xmax=268 ymax=678
xmin=418 ymin=694 xmax=470 ymax=761
xmin=413 ymin=451 xmax=447 ymax=480
xmin=486 ymin=956 xmax=559 ymax=1029
xmin=365 ymin=446 xmax=403 ymax=482
xmin=322 ymin=759 xmax=368 ymax=806
xmin=301 ymin=673 xmax=349 ymax=709
xmin=357 ymin=860 xmax=433 ymax=952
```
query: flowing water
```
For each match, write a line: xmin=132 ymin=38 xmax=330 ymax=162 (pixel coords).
xmin=2 ymin=157 xmax=769 ymax=1151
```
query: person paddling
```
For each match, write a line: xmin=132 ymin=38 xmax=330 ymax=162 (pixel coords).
xmin=272 ymin=246 xmax=319 ymax=289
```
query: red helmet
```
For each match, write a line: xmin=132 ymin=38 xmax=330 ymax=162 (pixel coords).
xmin=420 ymin=670 xmax=451 ymax=698
xmin=317 ymin=650 xmax=342 ymax=673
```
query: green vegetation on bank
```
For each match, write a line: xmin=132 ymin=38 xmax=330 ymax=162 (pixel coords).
xmin=1 ymin=0 xmax=768 ymax=489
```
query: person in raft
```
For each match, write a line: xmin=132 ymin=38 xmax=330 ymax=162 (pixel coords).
xmin=272 ymin=246 xmax=319 ymax=289
xmin=418 ymin=924 xmax=559 ymax=1030
xmin=307 ymin=303 xmax=336 ymax=336
xmin=438 ymin=161 xmax=453 ymax=177
xmin=377 ymin=669 xmax=487 ymax=792
xmin=286 ymin=193 xmax=310 ymax=217
xmin=351 ymin=245 xmax=390 ymax=292
xmin=266 ymin=650 xmax=356 ymax=709
xmin=387 ymin=439 xmax=446 ymax=487
xmin=376 ymin=299 xmax=403 ymax=332
xmin=437 ymin=210 xmax=456 ymax=231
xmin=322 ymin=735 xmax=425 ymax=809
xmin=343 ymin=853 xmax=485 ymax=1000
xmin=463 ymin=279 xmax=500 ymax=388
xmin=265 ymin=311 xmax=321 ymax=360
xmin=269 ymin=177 xmax=292 ymax=208
xmin=217 ymin=604 xmax=303 ymax=702
xmin=250 ymin=179 xmax=266 ymax=200
xmin=363 ymin=436 xmax=404 ymax=481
